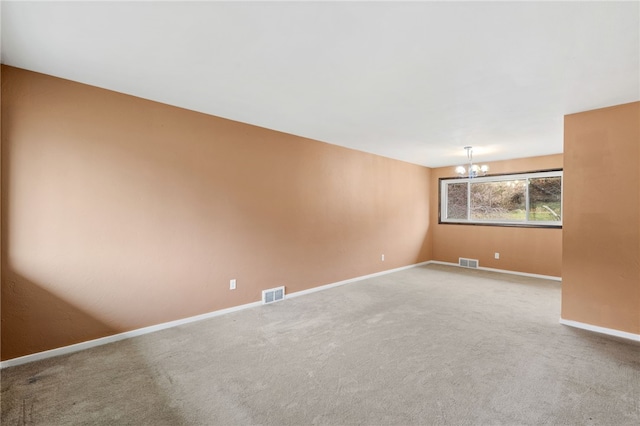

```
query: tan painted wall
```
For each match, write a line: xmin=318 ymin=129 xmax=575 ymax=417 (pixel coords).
xmin=1 ymin=66 xmax=432 ymax=360
xmin=430 ymin=154 xmax=563 ymax=277
xmin=562 ymin=101 xmax=640 ymax=335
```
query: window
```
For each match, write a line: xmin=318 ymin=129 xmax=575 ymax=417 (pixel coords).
xmin=440 ymin=170 xmax=562 ymax=227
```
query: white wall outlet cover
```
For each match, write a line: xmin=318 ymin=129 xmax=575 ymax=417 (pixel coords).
xmin=230 ymin=279 xmax=236 ymax=290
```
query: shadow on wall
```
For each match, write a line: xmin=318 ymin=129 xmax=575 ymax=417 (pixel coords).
xmin=0 ymin=273 xmax=117 ymax=360
xmin=0 ymin=274 xmax=188 ymax=423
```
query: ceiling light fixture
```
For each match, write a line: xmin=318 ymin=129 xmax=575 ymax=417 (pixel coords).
xmin=455 ymin=146 xmax=489 ymax=178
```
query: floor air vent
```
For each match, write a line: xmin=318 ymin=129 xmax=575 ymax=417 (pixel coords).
xmin=262 ymin=286 xmax=285 ymax=304
xmin=459 ymin=258 xmax=479 ymax=269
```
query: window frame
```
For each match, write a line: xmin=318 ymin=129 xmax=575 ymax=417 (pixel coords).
xmin=439 ymin=169 xmax=563 ymax=228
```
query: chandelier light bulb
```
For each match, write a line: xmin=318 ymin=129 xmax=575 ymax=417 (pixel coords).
xmin=455 ymin=146 xmax=489 ymax=178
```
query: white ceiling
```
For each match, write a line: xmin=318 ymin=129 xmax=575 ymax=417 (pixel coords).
xmin=2 ymin=1 xmax=639 ymax=167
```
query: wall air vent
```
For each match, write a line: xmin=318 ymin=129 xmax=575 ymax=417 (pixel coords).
xmin=262 ymin=286 xmax=285 ymax=304
xmin=459 ymin=258 xmax=479 ymax=269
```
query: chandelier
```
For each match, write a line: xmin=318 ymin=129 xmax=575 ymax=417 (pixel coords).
xmin=455 ymin=146 xmax=489 ymax=178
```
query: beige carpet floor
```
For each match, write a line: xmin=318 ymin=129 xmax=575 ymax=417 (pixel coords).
xmin=1 ymin=264 xmax=639 ymax=425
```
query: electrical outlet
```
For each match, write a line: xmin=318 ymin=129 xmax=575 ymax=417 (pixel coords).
xmin=381 ymin=254 xmax=385 ymax=261
xmin=494 ymin=252 xmax=500 ymax=259
xmin=230 ymin=279 xmax=236 ymax=290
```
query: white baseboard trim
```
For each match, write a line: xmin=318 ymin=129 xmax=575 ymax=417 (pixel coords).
xmin=286 ymin=261 xmax=432 ymax=300
xmin=0 ymin=300 xmax=261 ymax=370
xmin=427 ymin=260 xmax=562 ymax=282
xmin=1 ymin=260 xmax=432 ymax=369
xmin=559 ymin=318 xmax=640 ymax=342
